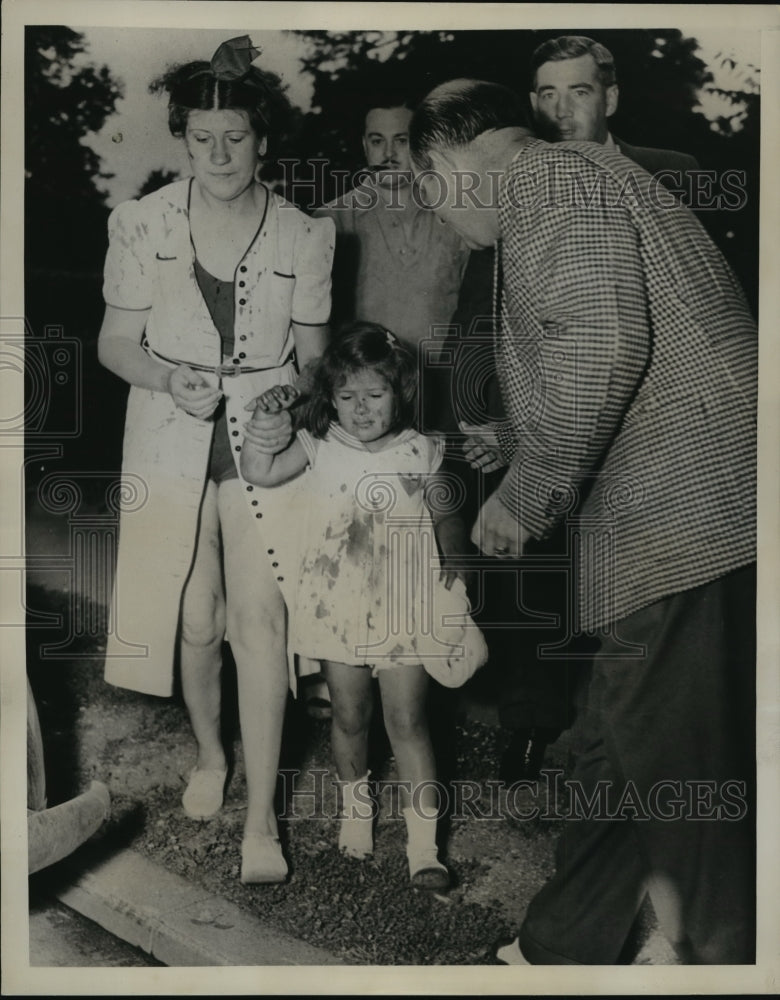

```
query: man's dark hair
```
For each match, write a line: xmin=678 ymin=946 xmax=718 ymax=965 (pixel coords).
xmin=530 ymin=35 xmax=617 ymax=90
xmin=409 ymin=79 xmax=529 ymax=171
xmin=361 ymin=90 xmax=416 ymax=134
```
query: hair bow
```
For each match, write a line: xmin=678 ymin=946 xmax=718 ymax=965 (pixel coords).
xmin=210 ymin=35 xmax=261 ymax=81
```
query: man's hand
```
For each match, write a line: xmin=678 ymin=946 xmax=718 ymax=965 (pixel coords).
xmin=242 ymin=405 xmax=293 ymax=453
xmin=167 ymin=365 xmax=222 ymax=420
xmin=471 ymin=491 xmax=531 ymax=559
xmin=459 ymin=421 xmax=506 ymax=474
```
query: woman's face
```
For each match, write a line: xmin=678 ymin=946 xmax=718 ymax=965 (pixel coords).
xmin=184 ymin=108 xmax=265 ymax=202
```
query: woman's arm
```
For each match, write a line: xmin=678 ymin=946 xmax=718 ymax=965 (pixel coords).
xmin=97 ymin=305 xmax=168 ymax=392
xmin=291 ymin=322 xmax=329 ymax=395
xmin=98 ymin=305 xmax=222 ymax=419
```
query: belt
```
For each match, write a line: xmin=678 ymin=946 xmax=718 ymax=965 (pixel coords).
xmin=143 ymin=337 xmax=279 ymax=378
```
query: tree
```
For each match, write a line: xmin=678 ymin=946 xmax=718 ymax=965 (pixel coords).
xmin=25 ymin=27 xmax=123 ymax=273
xmin=135 ymin=168 xmax=180 ymax=200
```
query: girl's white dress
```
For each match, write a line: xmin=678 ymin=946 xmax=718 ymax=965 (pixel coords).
xmin=292 ymin=424 xmax=487 ymax=686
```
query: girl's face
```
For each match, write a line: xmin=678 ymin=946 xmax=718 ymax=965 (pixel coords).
xmin=333 ymin=369 xmax=396 ymax=450
xmin=184 ymin=108 xmax=264 ymax=202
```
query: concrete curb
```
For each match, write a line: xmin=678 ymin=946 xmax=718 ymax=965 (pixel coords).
xmin=55 ymin=848 xmax=343 ymax=966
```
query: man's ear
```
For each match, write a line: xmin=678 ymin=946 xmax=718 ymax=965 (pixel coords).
xmin=606 ymin=84 xmax=619 ymax=119
xmin=529 ymin=92 xmax=539 ymax=116
xmin=361 ymin=135 xmax=369 ymax=162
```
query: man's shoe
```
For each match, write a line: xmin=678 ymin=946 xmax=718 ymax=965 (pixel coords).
xmin=499 ymin=727 xmax=561 ymax=783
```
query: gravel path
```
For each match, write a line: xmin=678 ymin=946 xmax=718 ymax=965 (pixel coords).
xmin=26 ymin=585 xmax=677 ymax=966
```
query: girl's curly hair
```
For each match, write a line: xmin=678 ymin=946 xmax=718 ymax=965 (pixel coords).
xmin=149 ymin=60 xmax=291 ymax=141
xmin=303 ymin=322 xmax=418 ymax=439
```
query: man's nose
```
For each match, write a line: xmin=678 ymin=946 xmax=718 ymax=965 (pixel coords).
xmin=556 ymin=95 xmax=573 ymax=118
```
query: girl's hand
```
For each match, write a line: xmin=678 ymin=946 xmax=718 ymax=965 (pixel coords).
xmin=242 ymin=408 xmax=293 ymax=454
xmin=249 ymin=384 xmax=301 ymax=414
xmin=167 ymin=365 xmax=222 ymax=420
xmin=435 ymin=514 xmax=472 ymax=591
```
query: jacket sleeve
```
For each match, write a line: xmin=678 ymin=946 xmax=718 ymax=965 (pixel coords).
xmin=495 ymin=154 xmax=652 ymax=539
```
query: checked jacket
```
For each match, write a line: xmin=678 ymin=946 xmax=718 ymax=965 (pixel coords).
xmin=494 ymin=139 xmax=757 ymax=632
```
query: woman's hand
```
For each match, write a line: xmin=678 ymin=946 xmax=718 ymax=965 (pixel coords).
xmin=167 ymin=365 xmax=222 ymax=420
xmin=242 ymin=405 xmax=294 ymax=454
xmin=252 ymin=384 xmax=300 ymax=414
xmin=459 ymin=421 xmax=507 ymax=474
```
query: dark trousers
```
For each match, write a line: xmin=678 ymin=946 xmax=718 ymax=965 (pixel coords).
xmin=519 ymin=565 xmax=756 ymax=964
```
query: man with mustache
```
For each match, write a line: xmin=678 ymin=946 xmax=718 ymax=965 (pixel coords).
xmin=315 ymin=94 xmax=470 ymax=357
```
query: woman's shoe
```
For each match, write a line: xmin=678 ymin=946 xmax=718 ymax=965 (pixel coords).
xmin=181 ymin=767 xmax=228 ymax=820
xmin=240 ymin=834 xmax=288 ymax=884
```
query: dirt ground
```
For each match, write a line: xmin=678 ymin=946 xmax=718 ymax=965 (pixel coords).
xmin=26 ymin=584 xmax=676 ymax=966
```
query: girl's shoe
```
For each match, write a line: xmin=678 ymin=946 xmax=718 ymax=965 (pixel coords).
xmin=338 ymin=772 xmax=374 ymax=859
xmin=402 ymin=805 xmax=450 ymax=891
xmin=240 ymin=834 xmax=288 ymax=884
xmin=182 ymin=766 xmax=228 ymax=820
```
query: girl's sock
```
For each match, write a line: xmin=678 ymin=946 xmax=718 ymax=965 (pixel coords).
xmin=402 ymin=805 xmax=450 ymax=890
xmin=338 ymin=772 xmax=374 ymax=859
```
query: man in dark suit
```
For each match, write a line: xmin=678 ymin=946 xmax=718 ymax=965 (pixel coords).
xmin=411 ymin=77 xmax=756 ymax=966
xmin=529 ymin=34 xmax=699 ymax=178
xmin=450 ymin=36 xmax=701 ymax=783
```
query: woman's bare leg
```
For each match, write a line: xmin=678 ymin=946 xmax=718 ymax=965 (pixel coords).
xmin=219 ymin=482 xmax=288 ymax=837
xmin=180 ymin=480 xmax=226 ymax=772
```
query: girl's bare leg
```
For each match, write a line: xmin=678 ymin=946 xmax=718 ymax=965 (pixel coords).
xmin=377 ymin=665 xmax=437 ymax=811
xmin=321 ymin=659 xmax=374 ymax=781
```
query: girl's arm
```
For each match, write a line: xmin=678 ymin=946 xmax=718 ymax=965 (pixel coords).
xmin=240 ymin=408 xmax=309 ymax=487
xmin=425 ymin=470 xmax=470 ymax=591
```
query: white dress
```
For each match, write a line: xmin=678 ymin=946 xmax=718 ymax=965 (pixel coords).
xmin=292 ymin=424 xmax=487 ymax=686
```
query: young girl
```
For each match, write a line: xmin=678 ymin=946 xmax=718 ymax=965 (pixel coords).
xmin=241 ymin=323 xmax=487 ymax=889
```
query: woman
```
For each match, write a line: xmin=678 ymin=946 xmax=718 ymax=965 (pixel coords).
xmin=98 ymin=36 xmax=334 ymax=883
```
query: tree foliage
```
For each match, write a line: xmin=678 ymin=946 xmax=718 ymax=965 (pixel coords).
xmin=290 ymin=28 xmax=759 ymax=312
xmin=25 ymin=27 xmax=123 ymax=273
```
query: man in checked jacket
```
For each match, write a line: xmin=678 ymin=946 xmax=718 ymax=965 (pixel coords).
xmin=410 ymin=80 xmax=756 ymax=964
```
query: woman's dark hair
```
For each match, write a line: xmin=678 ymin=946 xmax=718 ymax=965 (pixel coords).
xmin=303 ymin=322 xmax=418 ymax=439
xmin=150 ymin=60 xmax=291 ymax=141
